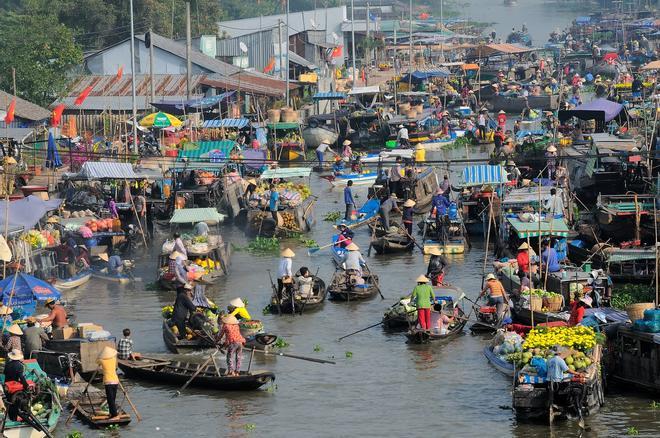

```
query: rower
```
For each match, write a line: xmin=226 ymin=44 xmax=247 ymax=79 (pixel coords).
xmin=334 ymin=223 xmax=354 ymax=248
xmin=99 ymin=252 xmax=124 ymax=275
xmin=410 ymin=275 xmax=435 ymax=331
xmin=342 ymin=243 xmax=365 ymax=277
xmin=479 ymin=273 xmax=509 ymax=320
xmin=426 ymin=248 xmax=449 ymax=286
xmin=227 ymin=297 xmax=251 ymax=321
xmin=172 ymin=283 xmax=197 ymax=339
xmin=43 ymin=298 xmax=68 ymax=330
xmin=402 ymin=199 xmax=416 ymax=235
xmin=379 ymin=193 xmax=400 ymax=231
xmin=278 ymin=248 xmax=295 ymax=299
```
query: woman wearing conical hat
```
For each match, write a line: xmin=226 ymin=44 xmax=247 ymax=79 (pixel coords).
xmin=277 ymin=248 xmax=295 ymax=299
xmin=97 ymin=346 xmax=122 ymax=421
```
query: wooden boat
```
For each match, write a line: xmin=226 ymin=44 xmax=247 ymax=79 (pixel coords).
xmin=118 ymin=357 xmax=275 ymax=391
xmin=484 ymin=345 xmax=515 ymax=376
xmin=327 ymin=269 xmax=379 ymax=301
xmin=382 ymin=285 xmax=463 ymax=330
xmin=605 ymin=325 xmax=660 ymax=394
xmin=335 ymin=199 xmax=380 ymax=229
xmin=469 ymin=306 xmax=502 ymax=333
xmin=0 ymin=360 xmax=62 ymax=438
xmin=513 ymin=345 xmax=604 ymax=423
xmin=301 ymin=125 xmax=339 ymax=149
xmin=71 ymin=396 xmax=131 ymax=428
xmin=269 ymin=276 xmax=327 ymax=314
xmin=371 ymin=232 xmax=414 ymax=254
xmin=54 ymin=269 xmax=92 ymax=290
xmin=162 ymin=319 xmax=215 ymax=354
xmin=490 ymin=94 xmax=559 ymax=113
xmin=422 ymin=236 xmax=466 ymax=255
xmin=405 ymin=307 xmax=467 ymax=344
xmin=90 ymin=266 xmax=131 ymax=284
xmin=322 ymin=171 xmax=379 ymax=187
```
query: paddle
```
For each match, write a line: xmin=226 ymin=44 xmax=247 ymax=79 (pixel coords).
xmin=398 ymin=224 xmax=424 ymax=252
xmin=118 ymin=380 xmax=142 ymax=421
xmin=337 ymin=307 xmax=417 ymax=341
xmin=252 ymin=349 xmax=335 ymax=364
xmin=173 ymin=349 xmax=220 ymax=397
xmin=308 ymin=222 xmax=365 ymax=255
xmin=267 ymin=269 xmax=282 ymax=315
xmin=363 ymin=262 xmax=384 ymax=299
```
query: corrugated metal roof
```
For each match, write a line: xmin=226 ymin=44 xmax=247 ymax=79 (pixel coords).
xmin=202 ymin=118 xmax=250 ymax=128
xmin=507 ymin=217 xmax=570 ymax=238
xmin=260 ymin=167 xmax=312 ymax=179
xmin=313 ymin=91 xmax=347 ymax=100
xmin=201 ymin=73 xmax=294 ymax=97
xmin=0 ymin=90 xmax=50 ymax=121
xmin=287 ymin=51 xmax=317 ymax=69
xmin=170 ymin=207 xmax=225 ymax=224
xmin=75 ymin=161 xmax=138 ymax=180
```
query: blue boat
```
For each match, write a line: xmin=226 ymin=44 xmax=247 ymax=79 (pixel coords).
xmin=483 ymin=345 xmax=515 ymax=376
xmin=330 ymin=235 xmax=347 ymax=267
xmin=54 ymin=269 xmax=92 ymax=290
xmin=329 ymin=171 xmax=379 ymax=187
xmin=335 ymin=198 xmax=380 ymax=229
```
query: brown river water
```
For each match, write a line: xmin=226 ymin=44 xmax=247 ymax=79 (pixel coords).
xmin=55 ymin=144 xmax=660 ymax=437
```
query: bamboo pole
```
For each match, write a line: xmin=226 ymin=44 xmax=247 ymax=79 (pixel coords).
xmin=481 ymin=200 xmax=494 ymax=289
xmin=654 ymin=201 xmax=658 ymax=307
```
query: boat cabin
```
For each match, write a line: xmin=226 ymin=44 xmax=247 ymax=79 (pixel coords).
xmin=608 ymin=325 xmax=660 ymax=393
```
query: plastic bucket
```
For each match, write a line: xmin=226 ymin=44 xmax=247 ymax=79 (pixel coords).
xmin=385 ymin=140 xmax=397 ymax=149
xmin=582 ymin=263 xmax=591 ymax=273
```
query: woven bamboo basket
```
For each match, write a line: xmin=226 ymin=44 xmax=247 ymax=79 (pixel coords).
xmin=399 ymin=103 xmax=411 ymax=113
xmin=626 ymin=303 xmax=655 ymax=321
xmin=543 ymin=295 xmax=563 ymax=312
xmin=267 ymin=109 xmax=281 ymax=123
xmin=530 ymin=295 xmax=543 ymax=312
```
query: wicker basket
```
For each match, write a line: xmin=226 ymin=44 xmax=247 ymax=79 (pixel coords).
xmin=543 ymin=295 xmax=564 ymax=312
xmin=280 ymin=109 xmax=299 ymax=122
xmin=530 ymin=295 xmax=543 ymax=312
xmin=405 ymin=109 xmax=417 ymax=119
xmin=267 ymin=109 xmax=281 ymax=123
xmin=626 ymin=303 xmax=655 ymax=322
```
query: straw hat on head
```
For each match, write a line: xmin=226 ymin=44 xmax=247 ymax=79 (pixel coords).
xmin=183 ymin=282 xmax=194 ymax=290
xmin=429 ymin=247 xmax=443 ymax=256
xmin=518 ymin=242 xmax=530 ymax=250
xmin=169 ymin=251 xmax=183 ymax=260
xmin=579 ymin=296 xmax=593 ymax=307
xmin=221 ymin=314 xmax=239 ymax=325
xmin=7 ymin=349 xmax=23 ymax=361
xmin=389 ymin=193 xmax=398 ymax=199
xmin=46 ymin=216 xmax=60 ymax=224
xmin=7 ymin=324 xmax=23 ymax=336
xmin=98 ymin=346 xmax=117 ymax=360
xmin=346 ymin=243 xmax=359 ymax=251
xmin=397 ymin=124 xmax=404 ymax=128
xmin=229 ymin=298 xmax=245 ymax=308
xmin=3 ymin=157 xmax=17 ymax=165
xmin=403 ymin=199 xmax=416 ymax=208
xmin=415 ymin=274 xmax=430 ymax=283
xmin=486 ymin=273 xmax=497 ymax=281
xmin=98 ymin=253 xmax=109 ymax=262
xmin=247 ymin=178 xmax=257 ymax=185
xmin=45 ymin=298 xmax=56 ymax=306
xmin=499 ymin=110 xmax=505 ymax=114
xmin=26 ymin=316 xmax=37 ymax=324
xmin=343 ymin=139 xmax=352 ymax=146
xmin=546 ymin=145 xmax=557 ymax=153
xmin=0 ymin=304 xmax=13 ymax=315
xmin=280 ymin=248 xmax=295 ymax=258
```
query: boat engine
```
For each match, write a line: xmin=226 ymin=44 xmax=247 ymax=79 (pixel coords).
xmin=3 ymin=380 xmax=53 ymax=438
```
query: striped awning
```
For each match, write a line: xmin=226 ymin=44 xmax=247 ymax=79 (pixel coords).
xmin=507 ymin=216 xmax=569 ymax=239
xmin=201 ymin=118 xmax=250 ymax=129
xmin=177 ymin=140 xmax=235 ymax=161
xmin=313 ymin=92 xmax=347 ymax=101
xmin=461 ymin=165 xmax=508 ymax=187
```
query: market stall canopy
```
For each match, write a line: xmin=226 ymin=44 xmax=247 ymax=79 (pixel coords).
xmin=139 ymin=111 xmax=183 ymax=128
xmin=348 ymin=86 xmax=381 ymax=95
xmin=0 ymin=195 xmax=63 ymax=230
xmin=260 ymin=167 xmax=312 ymax=179
xmin=0 ymin=273 xmax=61 ymax=317
xmin=72 ymin=161 xmax=139 ymax=180
xmin=201 ymin=118 xmax=250 ymax=129
xmin=502 ymin=187 xmax=560 ymax=208
xmin=461 ymin=165 xmax=508 ymax=187
xmin=506 ymin=216 xmax=570 ymax=238
xmin=640 ymin=60 xmax=660 ymax=70
xmin=471 ymin=43 xmax=535 ymax=57
xmin=177 ymin=140 xmax=235 ymax=162
xmin=400 ymin=68 xmax=450 ymax=84
xmin=558 ymin=98 xmax=626 ymax=131
xmin=152 ymin=91 xmax=235 ymax=115
xmin=169 ymin=208 xmax=225 ymax=224
xmin=312 ymin=92 xmax=347 ymax=101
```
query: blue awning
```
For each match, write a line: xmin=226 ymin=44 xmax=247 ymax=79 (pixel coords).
xmin=400 ymin=69 xmax=450 ymax=84
xmin=461 ymin=165 xmax=508 ymax=187
xmin=152 ymin=91 xmax=236 ymax=115
xmin=313 ymin=92 xmax=347 ymax=101
xmin=202 ymin=118 xmax=250 ymax=129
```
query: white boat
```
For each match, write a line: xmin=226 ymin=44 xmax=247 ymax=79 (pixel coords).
xmin=53 ymin=270 xmax=92 ymax=290
xmin=325 ymin=171 xmax=379 ymax=187
xmin=360 ymin=149 xmax=414 ymax=163
xmin=418 ymin=130 xmax=465 ymax=151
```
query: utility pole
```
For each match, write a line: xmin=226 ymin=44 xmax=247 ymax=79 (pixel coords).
xmin=285 ymin=0 xmax=290 ymax=106
xmin=365 ymin=2 xmax=370 ymax=86
xmin=149 ymin=28 xmax=155 ymax=109
xmin=278 ymin=19 xmax=284 ymax=81
xmin=350 ymin=0 xmax=356 ymax=85
xmin=186 ymin=1 xmax=192 ymax=100
xmin=129 ymin=0 xmax=138 ymax=154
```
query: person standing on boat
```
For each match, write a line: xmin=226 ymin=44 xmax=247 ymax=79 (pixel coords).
xmin=173 ymin=283 xmax=197 ymax=339
xmin=4 ymin=349 xmax=28 ymax=390
xmin=389 ymin=157 xmax=403 ymax=196
xmin=402 ymin=199 xmax=415 ymax=235
xmin=516 ymin=242 xmax=535 ymax=276
xmin=545 ymin=145 xmax=557 ymax=180
xmin=97 ymin=347 xmax=122 ymax=421
xmin=342 ymin=140 xmax=353 ymax=159
xmin=217 ymin=315 xmax=245 ymax=377
xmin=431 ymin=189 xmax=451 ymax=242
xmin=23 ymin=317 xmax=48 ymax=359
xmin=43 ymin=298 xmax=68 ymax=330
xmin=426 ymin=248 xmax=449 ymax=286
xmin=544 ymin=188 xmax=564 ymax=217
xmin=479 ymin=273 xmax=509 ymax=320
xmin=344 ymin=180 xmax=356 ymax=221
xmin=496 ymin=110 xmax=507 ymax=131
xmin=477 ymin=110 xmax=487 ymax=141
xmin=541 ymin=240 xmax=561 ymax=273
xmin=440 ymin=174 xmax=451 ymax=197
xmin=468 ymin=90 xmax=478 ymax=114
xmin=379 ymin=193 xmax=400 ymax=231
xmin=411 ymin=275 xmax=435 ymax=331
xmin=342 ymin=243 xmax=365 ymax=276
xmin=269 ymin=184 xmax=280 ymax=223
xmin=227 ymin=298 xmax=251 ymax=321
xmin=396 ymin=124 xmax=410 ymax=148
xmin=194 ymin=221 xmax=210 ymax=237
xmin=277 ymin=248 xmax=295 ymax=299
xmin=316 ymin=141 xmax=338 ymax=165
xmin=172 ymin=233 xmax=187 ymax=260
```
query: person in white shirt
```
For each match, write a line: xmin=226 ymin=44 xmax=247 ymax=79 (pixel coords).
xmin=545 ymin=188 xmax=565 ymax=217
xmin=277 ymin=248 xmax=295 ymax=299
xmin=294 ymin=267 xmax=314 ymax=298
xmin=315 ymin=141 xmax=337 ymax=165
xmin=477 ymin=111 xmax=487 ymax=140
xmin=397 ymin=124 xmax=410 ymax=148
xmin=194 ymin=221 xmax=209 ymax=236
xmin=342 ymin=242 xmax=365 ymax=276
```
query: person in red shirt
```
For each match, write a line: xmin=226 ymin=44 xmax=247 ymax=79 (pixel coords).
xmin=217 ymin=314 xmax=246 ymax=376
xmin=568 ymin=296 xmax=592 ymax=326
xmin=496 ymin=110 xmax=507 ymax=131
xmin=516 ymin=242 xmax=535 ymax=274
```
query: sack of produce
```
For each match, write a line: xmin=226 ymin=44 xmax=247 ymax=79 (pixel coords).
xmin=643 ymin=308 xmax=660 ymax=322
xmin=162 ymin=240 xmax=175 ymax=254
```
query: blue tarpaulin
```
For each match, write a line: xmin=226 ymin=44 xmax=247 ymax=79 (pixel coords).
xmin=461 ymin=165 xmax=508 ymax=187
xmin=0 ymin=195 xmax=63 ymax=230
xmin=312 ymin=92 xmax=347 ymax=100
xmin=400 ymin=69 xmax=450 ymax=84
xmin=46 ymin=132 xmax=62 ymax=169
xmin=202 ymin=118 xmax=250 ymax=129
xmin=0 ymin=273 xmax=61 ymax=317
xmin=152 ymin=92 xmax=236 ymax=115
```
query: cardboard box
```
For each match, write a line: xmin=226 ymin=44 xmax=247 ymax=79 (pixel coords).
xmin=52 ymin=327 xmax=76 ymax=340
xmin=78 ymin=324 xmax=103 ymax=338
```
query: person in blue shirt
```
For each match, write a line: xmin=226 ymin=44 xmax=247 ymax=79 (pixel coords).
xmin=578 ymin=311 xmax=607 ymax=333
xmin=344 ymin=180 xmax=355 ymax=220
xmin=541 ymin=240 xmax=561 ymax=273
xmin=547 ymin=347 xmax=581 ymax=383
xmin=269 ymin=184 xmax=279 ymax=222
xmin=431 ymin=188 xmax=451 ymax=241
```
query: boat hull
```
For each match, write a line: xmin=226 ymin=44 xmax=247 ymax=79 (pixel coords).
xmin=484 ymin=346 xmax=515 ymax=376
xmin=54 ymin=270 xmax=92 ymax=289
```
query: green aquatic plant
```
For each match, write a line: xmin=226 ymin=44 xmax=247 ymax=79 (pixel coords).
xmin=345 ymin=351 xmax=353 ymax=358
xmin=248 ymin=237 xmax=281 ymax=252
xmin=650 ymin=401 xmax=660 ymax=409
xmin=313 ymin=344 xmax=323 ymax=352
xmin=67 ymin=432 xmax=83 ymax=438
xmin=244 ymin=424 xmax=256 ymax=431
xmin=626 ymin=426 xmax=639 ymax=435
xmin=323 ymin=211 xmax=342 ymax=222
xmin=274 ymin=338 xmax=290 ymax=349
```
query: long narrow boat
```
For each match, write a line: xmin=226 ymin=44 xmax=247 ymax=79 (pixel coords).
xmin=269 ymin=276 xmax=327 ymax=314
xmin=54 ymin=269 xmax=92 ymax=290
xmin=162 ymin=319 xmax=215 ymax=354
xmin=90 ymin=266 xmax=131 ymax=284
xmin=327 ymin=270 xmax=380 ymax=301
xmin=371 ymin=232 xmax=414 ymax=254
xmin=405 ymin=307 xmax=467 ymax=344
xmin=484 ymin=345 xmax=515 ymax=376
xmin=323 ymin=171 xmax=379 ymax=187
xmin=382 ymin=284 xmax=464 ymax=330
xmin=118 ymin=357 xmax=275 ymax=391
xmin=335 ymin=199 xmax=380 ymax=229
xmin=71 ymin=397 xmax=131 ymax=429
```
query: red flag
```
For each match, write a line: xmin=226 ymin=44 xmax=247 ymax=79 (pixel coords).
xmin=263 ymin=57 xmax=276 ymax=73
xmin=361 ymin=68 xmax=366 ymax=82
xmin=51 ymin=104 xmax=65 ymax=127
xmin=4 ymin=98 xmax=16 ymax=124
xmin=74 ymin=86 xmax=94 ymax=106
xmin=116 ymin=66 xmax=124 ymax=81
xmin=330 ymin=45 xmax=343 ymax=58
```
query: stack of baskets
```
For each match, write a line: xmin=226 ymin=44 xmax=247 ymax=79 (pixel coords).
xmin=626 ymin=302 xmax=655 ymax=322
xmin=543 ymin=294 xmax=564 ymax=312
xmin=280 ymin=107 xmax=299 ymax=122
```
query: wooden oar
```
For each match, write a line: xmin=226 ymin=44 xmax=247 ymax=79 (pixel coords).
xmin=267 ymin=269 xmax=282 ymax=315
xmin=398 ymin=224 xmax=424 ymax=252
xmin=337 ymin=308 xmax=417 ymax=341
xmin=363 ymin=262 xmax=384 ymax=299
xmin=173 ymin=350 xmax=219 ymax=397
xmin=252 ymin=349 xmax=335 ymax=364
xmin=118 ymin=380 xmax=142 ymax=421
xmin=66 ymin=370 xmax=99 ymax=425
